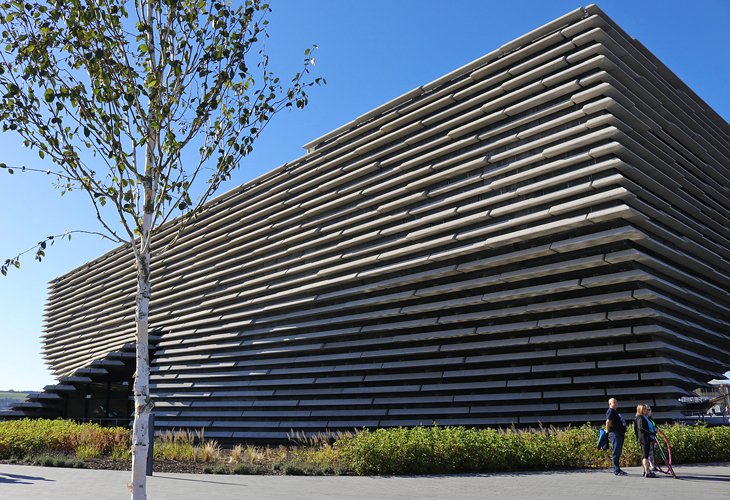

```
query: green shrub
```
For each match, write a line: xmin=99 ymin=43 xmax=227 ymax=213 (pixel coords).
xmin=74 ymin=443 xmax=102 ymax=460
xmin=4 ymin=418 xmax=728 ymax=475
xmin=280 ymin=459 xmax=325 ymax=476
xmin=231 ymin=462 xmax=260 ymax=474
xmin=280 ymin=461 xmax=305 ymax=475
xmin=29 ymin=453 xmax=85 ymax=468
xmin=661 ymin=423 xmax=730 ymax=463
xmin=334 ymin=424 xmax=730 ymax=475
xmin=110 ymin=441 xmax=131 ymax=461
xmin=0 ymin=419 xmax=129 ymax=459
xmin=210 ymin=464 xmax=228 ymax=474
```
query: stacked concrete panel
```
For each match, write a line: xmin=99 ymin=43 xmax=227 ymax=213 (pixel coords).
xmin=12 ymin=5 xmax=730 ymax=439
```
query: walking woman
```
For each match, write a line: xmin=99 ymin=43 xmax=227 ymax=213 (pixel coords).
xmin=634 ymin=404 xmax=656 ymax=478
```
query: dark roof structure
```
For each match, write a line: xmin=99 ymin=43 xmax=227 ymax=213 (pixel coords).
xmin=5 ymin=5 xmax=730 ymax=441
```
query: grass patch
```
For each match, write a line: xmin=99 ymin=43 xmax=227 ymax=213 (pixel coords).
xmin=0 ymin=391 xmax=30 ymax=399
xmin=153 ymin=429 xmax=222 ymax=462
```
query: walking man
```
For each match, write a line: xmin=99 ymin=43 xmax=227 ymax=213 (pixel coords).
xmin=606 ymin=397 xmax=627 ymax=476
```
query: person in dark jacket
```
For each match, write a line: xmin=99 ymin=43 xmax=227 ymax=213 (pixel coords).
xmin=605 ymin=398 xmax=627 ymax=476
xmin=634 ymin=404 xmax=656 ymax=478
xmin=646 ymin=406 xmax=659 ymax=472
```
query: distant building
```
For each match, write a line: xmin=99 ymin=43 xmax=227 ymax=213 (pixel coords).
xmin=5 ymin=5 xmax=730 ymax=440
xmin=687 ymin=379 xmax=730 ymax=416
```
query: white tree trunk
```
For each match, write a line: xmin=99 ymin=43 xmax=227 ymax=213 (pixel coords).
xmin=130 ymin=248 xmax=152 ymax=499
xmin=132 ymin=4 xmax=159 ymax=494
xmin=130 ymin=188 xmax=155 ymax=499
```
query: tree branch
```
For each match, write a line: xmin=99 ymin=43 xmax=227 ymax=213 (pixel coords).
xmin=1 ymin=230 xmax=120 ymax=277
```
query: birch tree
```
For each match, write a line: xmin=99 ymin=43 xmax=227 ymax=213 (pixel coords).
xmin=0 ymin=0 xmax=321 ymax=497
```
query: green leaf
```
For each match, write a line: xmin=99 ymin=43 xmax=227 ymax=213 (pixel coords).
xmin=44 ymin=89 xmax=54 ymax=103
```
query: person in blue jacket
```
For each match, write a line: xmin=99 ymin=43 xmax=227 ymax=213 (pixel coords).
xmin=646 ymin=406 xmax=659 ymax=472
xmin=605 ymin=398 xmax=627 ymax=476
xmin=634 ymin=404 xmax=656 ymax=478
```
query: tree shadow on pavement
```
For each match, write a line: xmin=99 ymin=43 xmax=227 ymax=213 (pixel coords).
xmin=154 ymin=474 xmax=248 ymax=487
xmin=0 ymin=472 xmax=55 ymax=485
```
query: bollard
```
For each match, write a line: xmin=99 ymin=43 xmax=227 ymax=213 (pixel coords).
xmin=146 ymin=413 xmax=155 ymax=476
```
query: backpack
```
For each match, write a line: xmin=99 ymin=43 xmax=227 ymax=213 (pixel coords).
xmin=597 ymin=429 xmax=609 ymax=450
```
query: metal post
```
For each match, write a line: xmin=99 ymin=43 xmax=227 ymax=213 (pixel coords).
xmin=146 ymin=413 xmax=155 ymax=476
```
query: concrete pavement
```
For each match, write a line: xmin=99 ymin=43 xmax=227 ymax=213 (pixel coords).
xmin=1 ymin=463 xmax=729 ymax=499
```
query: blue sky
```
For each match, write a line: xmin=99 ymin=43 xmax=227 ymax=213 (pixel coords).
xmin=0 ymin=0 xmax=728 ymax=390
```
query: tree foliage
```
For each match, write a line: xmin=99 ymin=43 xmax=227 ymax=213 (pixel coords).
xmin=0 ymin=1 xmax=322 ymax=496
xmin=0 ymin=0 xmax=322 ymax=250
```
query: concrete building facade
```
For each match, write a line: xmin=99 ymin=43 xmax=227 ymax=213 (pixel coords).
xmin=6 ymin=5 xmax=730 ymax=441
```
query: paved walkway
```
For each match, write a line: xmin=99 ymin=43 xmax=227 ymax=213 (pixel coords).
xmin=1 ymin=463 xmax=729 ymax=499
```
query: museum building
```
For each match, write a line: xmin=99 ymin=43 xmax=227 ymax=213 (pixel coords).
xmin=5 ymin=5 xmax=729 ymax=441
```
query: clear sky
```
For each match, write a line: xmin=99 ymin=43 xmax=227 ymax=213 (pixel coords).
xmin=1 ymin=0 xmax=728 ymax=391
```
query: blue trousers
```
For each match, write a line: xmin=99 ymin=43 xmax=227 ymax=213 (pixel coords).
xmin=609 ymin=432 xmax=625 ymax=473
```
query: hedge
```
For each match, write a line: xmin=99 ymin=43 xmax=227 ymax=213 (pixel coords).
xmin=332 ymin=424 xmax=730 ymax=475
xmin=2 ymin=419 xmax=729 ymax=475
xmin=0 ymin=418 xmax=129 ymax=460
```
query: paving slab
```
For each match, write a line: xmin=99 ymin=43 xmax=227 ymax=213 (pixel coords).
xmin=1 ymin=463 xmax=729 ymax=500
